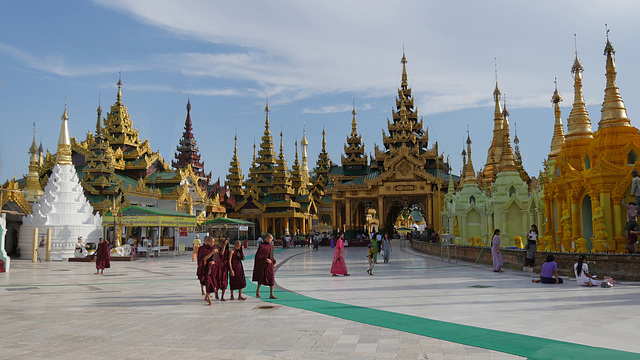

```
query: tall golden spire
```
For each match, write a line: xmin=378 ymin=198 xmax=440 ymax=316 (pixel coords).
xmin=96 ymin=97 xmax=103 ymax=135
xmin=300 ymin=124 xmax=309 ymax=184
xmin=548 ymin=79 xmax=565 ymax=159
xmin=481 ymin=62 xmax=504 ymax=189
xmin=499 ymin=100 xmax=517 ymax=172
xmin=56 ymin=104 xmax=73 ymax=166
xmin=116 ymin=74 xmax=122 ymax=105
xmin=462 ymin=132 xmax=477 ymax=184
xmin=599 ymin=26 xmax=631 ymax=129
xmin=565 ymin=37 xmax=593 ymax=141
xmin=401 ymin=45 xmax=408 ymax=90
xmin=25 ymin=122 xmax=44 ymax=202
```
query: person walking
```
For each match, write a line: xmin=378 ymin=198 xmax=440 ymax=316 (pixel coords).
xmin=370 ymin=233 xmax=378 ymax=264
xmin=330 ymin=233 xmax=350 ymax=276
xmin=253 ymin=233 xmax=277 ymax=299
xmin=192 ymin=234 xmax=201 ymax=262
xmin=366 ymin=243 xmax=375 ymax=275
xmin=196 ymin=236 xmax=218 ymax=305
xmin=216 ymin=238 xmax=230 ymax=301
xmin=492 ymin=229 xmax=503 ymax=272
xmin=229 ymin=240 xmax=247 ymax=300
xmin=382 ymin=232 xmax=392 ymax=263
xmin=94 ymin=238 xmax=110 ymax=275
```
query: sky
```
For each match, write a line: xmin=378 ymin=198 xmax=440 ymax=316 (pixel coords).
xmin=2 ymin=1 xmax=640 ymax=184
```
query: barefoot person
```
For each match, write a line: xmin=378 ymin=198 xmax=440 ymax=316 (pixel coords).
xmin=253 ymin=233 xmax=277 ymax=299
xmin=192 ymin=234 xmax=201 ymax=262
xmin=216 ymin=238 xmax=230 ymax=301
xmin=95 ymin=238 xmax=110 ymax=275
xmin=229 ymin=240 xmax=247 ymax=300
xmin=492 ymin=229 xmax=503 ymax=272
xmin=330 ymin=232 xmax=350 ymax=276
xmin=196 ymin=236 xmax=218 ymax=305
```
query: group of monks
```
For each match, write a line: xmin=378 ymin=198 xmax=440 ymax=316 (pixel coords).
xmin=196 ymin=233 xmax=277 ymax=305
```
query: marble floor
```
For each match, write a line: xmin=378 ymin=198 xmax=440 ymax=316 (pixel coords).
xmin=0 ymin=240 xmax=637 ymax=359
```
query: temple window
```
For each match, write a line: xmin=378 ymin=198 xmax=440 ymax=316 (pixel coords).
xmin=469 ymin=195 xmax=475 ymax=204
xmin=509 ymin=186 xmax=516 ymax=197
xmin=628 ymin=150 xmax=638 ymax=165
xmin=584 ymin=155 xmax=591 ymax=170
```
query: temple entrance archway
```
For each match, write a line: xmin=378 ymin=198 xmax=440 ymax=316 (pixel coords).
xmin=385 ymin=197 xmax=427 ymax=237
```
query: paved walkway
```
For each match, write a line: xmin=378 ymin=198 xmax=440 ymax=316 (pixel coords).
xmin=0 ymin=240 xmax=637 ymax=359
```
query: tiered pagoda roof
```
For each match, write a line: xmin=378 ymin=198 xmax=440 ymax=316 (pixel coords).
xmin=173 ymin=100 xmax=211 ymax=188
xmin=341 ymin=104 xmax=368 ymax=172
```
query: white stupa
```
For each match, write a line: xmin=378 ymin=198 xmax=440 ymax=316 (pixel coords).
xmin=18 ymin=107 xmax=102 ymax=260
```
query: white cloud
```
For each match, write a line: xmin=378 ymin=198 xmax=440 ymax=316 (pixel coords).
xmin=0 ymin=42 xmax=130 ymax=77
xmin=303 ymin=103 xmax=373 ymax=115
xmin=90 ymin=0 xmax=640 ymax=116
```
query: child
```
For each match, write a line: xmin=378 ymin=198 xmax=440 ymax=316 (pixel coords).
xmin=366 ymin=243 xmax=375 ymax=275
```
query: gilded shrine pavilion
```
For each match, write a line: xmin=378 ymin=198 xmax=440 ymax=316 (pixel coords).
xmin=542 ymin=33 xmax=640 ymax=253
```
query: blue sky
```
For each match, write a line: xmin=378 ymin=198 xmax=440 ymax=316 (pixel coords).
xmin=2 ymin=1 xmax=640 ymax=183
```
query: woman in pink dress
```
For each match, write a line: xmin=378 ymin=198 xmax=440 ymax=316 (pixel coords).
xmin=330 ymin=233 xmax=350 ymax=276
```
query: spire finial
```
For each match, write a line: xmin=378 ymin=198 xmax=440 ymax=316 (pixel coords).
xmin=401 ymin=46 xmax=408 ymax=89
xmin=514 ymin=122 xmax=519 ymax=144
xmin=493 ymin=58 xmax=501 ymax=101
xmin=116 ymin=73 xmax=123 ymax=103
xmin=187 ymin=98 xmax=191 ymax=112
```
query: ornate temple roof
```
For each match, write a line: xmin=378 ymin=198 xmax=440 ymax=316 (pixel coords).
xmin=341 ymin=103 xmax=368 ymax=171
xmin=173 ymin=100 xmax=211 ymax=188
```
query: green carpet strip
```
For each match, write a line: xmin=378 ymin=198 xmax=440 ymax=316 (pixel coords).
xmin=245 ymin=249 xmax=639 ymax=360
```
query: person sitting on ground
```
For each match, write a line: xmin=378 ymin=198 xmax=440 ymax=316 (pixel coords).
xmin=532 ymin=254 xmax=563 ymax=284
xmin=574 ymin=254 xmax=601 ymax=287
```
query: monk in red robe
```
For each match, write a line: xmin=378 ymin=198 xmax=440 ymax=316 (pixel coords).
xmin=216 ymin=238 xmax=230 ymax=301
xmin=95 ymin=238 xmax=110 ymax=275
xmin=196 ymin=236 xmax=218 ymax=305
xmin=252 ymin=233 xmax=277 ymax=299
xmin=229 ymin=240 xmax=246 ymax=300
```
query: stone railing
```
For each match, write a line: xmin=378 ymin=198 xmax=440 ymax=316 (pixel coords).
xmin=410 ymin=240 xmax=640 ymax=281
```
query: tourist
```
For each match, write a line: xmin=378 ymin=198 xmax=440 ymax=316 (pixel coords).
xmin=330 ymin=232 xmax=350 ymax=276
xmin=376 ymin=232 xmax=382 ymax=253
xmin=94 ymin=237 xmax=110 ymax=275
xmin=632 ymin=170 xmax=640 ymax=214
xmin=492 ymin=229 xmax=503 ymax=272
xmin=525 ymin=225 xmax=538 ymax=266
xmin=196 ymin=236 xmax=218 ymax=305
xmin=370 ymin=233 xmax=378 ymax=264
xmin=313 ymin=233 xmax=319 ymax=250
xmin=192 ymin=234 xmax=201 ymax=262
xmin=216 ymin=238 xmax=230 ymax=301
xmin=627 ymin=223 xmax=640 ymax=253
xmin=574 ymin=254 xmax=601 ymax=287
xmin=229 ymin=240 xmax=246 ymax=301
xmin=253 ymin=233 xmax=277 ymax=299
xmin=366 ymin=243 xmax=375 ymax=275
xmin=382 ymin=232 xmax=392 ymax=263
xmin=532 ymin=254 xmax=563 ymax=284
xmin=257 ymin=236 xmax=263 ymax=246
